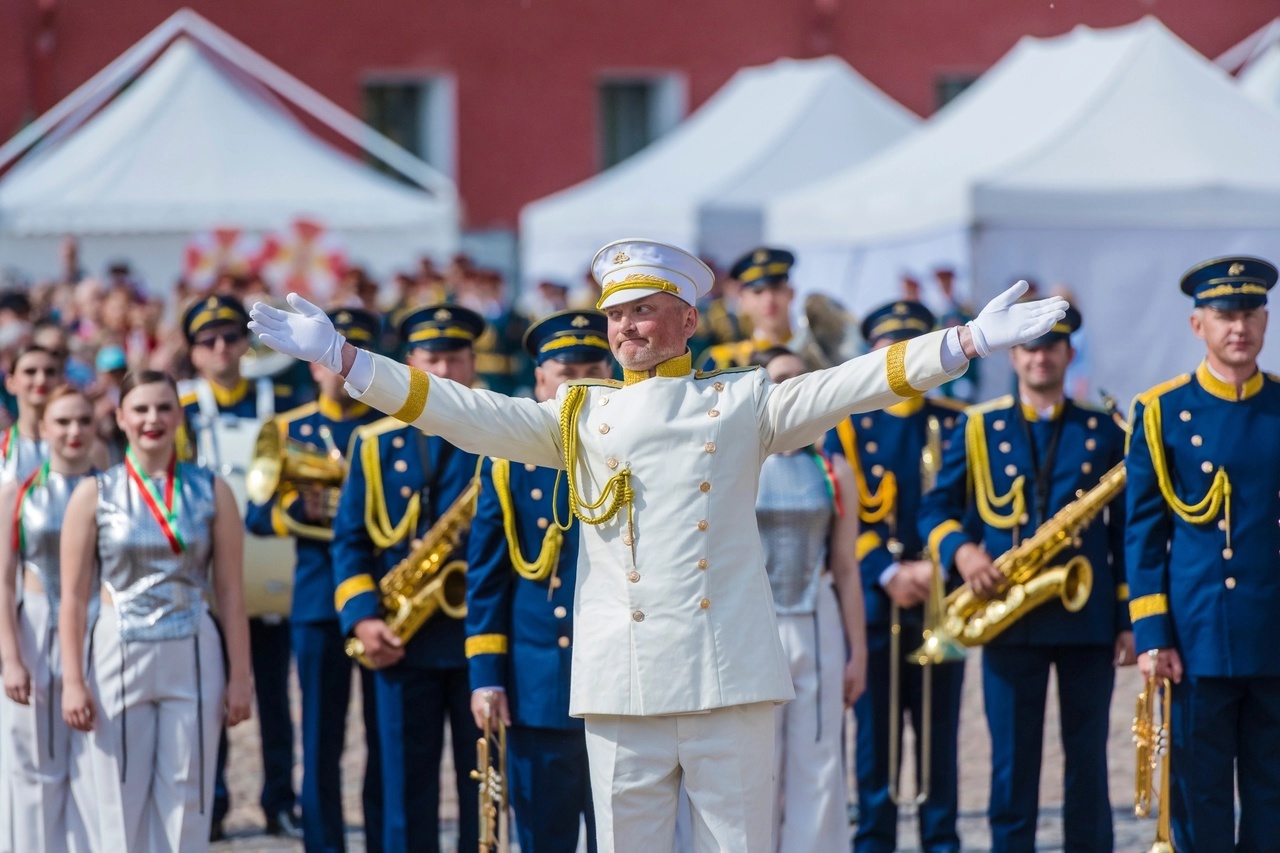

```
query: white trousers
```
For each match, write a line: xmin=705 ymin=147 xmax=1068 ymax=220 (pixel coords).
xmin=4 ymin=594 xmax=93 ymax=852
xmin=772 ymin=583 xmax=850 ymax=853
xmin=584 ymin=702 xmax=775 ymax=853
xmin=80 ymin=607 xmax=224 ymax=853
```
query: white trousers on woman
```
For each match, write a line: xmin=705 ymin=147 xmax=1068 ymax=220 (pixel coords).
xmin=772 ymin=581 xmax=850 ymax=853
xmin=80 ymin=607 xmax=224 ymax=853
xmin=5 ymin=594 xmax=93 ymax=852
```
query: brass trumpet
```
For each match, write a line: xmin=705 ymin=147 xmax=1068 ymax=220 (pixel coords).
xmin=1133 ymin=666 xmax=1175 ymax=852
xmin=245 ymin=418 xmax=346 ymax=507
xmin=470 ymin=694 xmax=510 ymax=852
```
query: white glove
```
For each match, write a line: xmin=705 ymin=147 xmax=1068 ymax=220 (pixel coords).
xmin=248 ymin=294 xmax=346 ymax=374
xmin=966 ymin=281 xmax=1068 ymax=358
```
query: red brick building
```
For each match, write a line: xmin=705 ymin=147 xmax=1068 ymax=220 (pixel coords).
xmin=2 ymin=0 xmax=1277 ymax=242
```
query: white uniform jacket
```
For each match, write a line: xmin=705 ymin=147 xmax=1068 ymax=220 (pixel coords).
xmin=352 ymin=331 xmax=964 ymax=715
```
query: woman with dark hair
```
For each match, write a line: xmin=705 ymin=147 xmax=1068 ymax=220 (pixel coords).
xmin=752 ymin=346 xmax=867 ymax=853
xmin=59 ymin=370 xmax=253 ymax=851
xmin=1 ymin=344 xmax=61 ymax=483
xmin=0 ymin=385 xmax=97 ymax=850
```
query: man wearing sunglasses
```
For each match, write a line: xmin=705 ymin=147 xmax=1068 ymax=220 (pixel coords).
xmin=179 ymin=294 xmax=306 ymax=840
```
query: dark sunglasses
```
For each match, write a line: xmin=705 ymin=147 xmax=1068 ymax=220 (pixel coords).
xmin=193 ymin=330 xmax=246 ymax=349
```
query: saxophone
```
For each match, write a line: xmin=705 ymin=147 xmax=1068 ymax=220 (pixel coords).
xmin=346 ymin=477 xmax=480 ymax=668
xmin=941 ymin=461 xmax=1126 ymax=646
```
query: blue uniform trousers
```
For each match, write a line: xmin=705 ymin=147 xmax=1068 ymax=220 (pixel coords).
xmin=855 ymin=624 xmax=963 ymax=853
xmin=252 ymin=616 xmax=298 ymax=816
xmin=375 ymin=664 xmax=478 ymax=853
xmin=1171 ymin=676 xmax=1280 ymax=852
xmin=293 ymin=620 xmax=383 ymax=853
xmin=507 ymin=726 xmax=596 ymax=853
xmin=982 ymin=645 xmax=1114 ymax=853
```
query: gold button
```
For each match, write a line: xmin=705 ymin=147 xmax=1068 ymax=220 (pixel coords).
xmin=551 ymin=577 xmax=562 ymax=589
xmin=704 ymin=442 xmax=716 ymax=453
xmin=622 ymin=534 xmax=633 ymax=546
xmin=699 ymin=598 xmax=711 ymax=610
xmin=599 ymin=396 xmax=610 ymax=406
xmin=697 ymin=559 xmax=708 ymax=569
xmin=1191 ymin=435 xmax=1203 ymax=447
xmin=531 ymin=488 xmax=543 ymax=500
xmin=525 ymin=463 xmax=537 ymax=472
xmin=865 ymin=441 xmax=878 ymax=454
xmin=713 ymin=382 xmax=725 ymax=392
xmin=1223 ymin=548 xmax=1234 ymax=561
xmin=861 ymin=416 xmax=873 ymax=429
xmin=1085 ymin=438 xmax=1097 ymax=451
xmin=1225 ymin=576 xmax=1237 ymax=589
xmin=300 ymin=424 xmax=313 ymax=436
xmin=392 ymin=436 xmax=405 ymax=449
xmin=1087 ymin=417 xmax=1098 ymax=430
xmin=999 ymin=441 xmax=1011 ymax=453
xmin=1081 ymin=462 xmax=1092 ymax=475
xmin=537 ymin=517 xmax=549 ymax=529
xmin=1005 ymin=464 xmax=1018 ymax=477
xmin=627 ymin=571 xmax=640 ymax=583
xmin=599 ymin=424 xmax=610 ymax=434
xmin=394 ymin=460 xmax=408 ymax=473
xmin=699 ymin=482 xmax=711 ymax=492
xmin=697 ymin=520 xmax=708 ymax=531
xmin=1201 ymin=461 xmax=1214 ymax=474
xmin=993 ymin=419 xmax=1006 ymax=431
xmin=1218 ymin=519 xmax=1227 ymax=531
xmin=400 ymin=486 xmax=413 ymax=498
xmin=1019 ymin=513 xmax=1030 ymax=525
xmin=632 ymin=610 xmax=644 ymax=622
xmin=708 ymin=409 xmax=720 ymax=418
xmin=871 ymin=464 xmax=885 ymax=477
xmin=554 ymin=606 xmax=567 ymax=619
xmin=606 ymin=457 xmax=619 ymax=469
xmin=1180 ymin=411 xmax=1192 ymax=422
xmin=558 ymin=636 xmax=571 ymax=648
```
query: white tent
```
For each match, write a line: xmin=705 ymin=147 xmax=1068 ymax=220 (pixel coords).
xmin=519 ymin=56 xmax=917 ymax=287
xmin=766 ymin=17 xmax=1280 ymax=403
xmin=1218 ymin=18 xmax=1280 ymax=109
xmin=0 ymin=9 xmax=458 ymax=292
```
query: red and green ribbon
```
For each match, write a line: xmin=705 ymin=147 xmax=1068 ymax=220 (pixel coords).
xmin=11 ymin=459 xmax=48 ymax=553
xmin=809 ymin=447 xmax=844 ymax=518
xmin=0 ymin=424 xmax=15 ymax=462
xmin=125 ymin=446 xmax=186 ymax=554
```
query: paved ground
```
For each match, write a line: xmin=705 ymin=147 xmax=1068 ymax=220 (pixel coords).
xmin=215 ymin=654 xmax=1160 ymax=851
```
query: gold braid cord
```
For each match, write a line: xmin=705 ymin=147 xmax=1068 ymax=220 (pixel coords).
xmin=361 ymin=434 xmax=420 ymax=549
xmin=835 ymin=419 xmax=897 ymax=525
xmin=1142 ymin=397 xmax=1232 ymax=541
xmin=557 ymin=386 xmax=633 ymax=529
xmin=966 ymin=412 xmax=1026 ymax=530
xmin=491 ymin=458 xmax=564 ymax=582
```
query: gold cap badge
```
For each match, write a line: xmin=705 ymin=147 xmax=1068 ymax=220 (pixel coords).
xmin=1229 ymin=262 xmax=1245 ymax=276
xmin=571 ymin=315 xmax=590 ymax=328
xmin=336 ymin=311 xmax=351 ymax=323
xmin=433 ymin=308 xmax=452 ymax=321
xmin=893 ymin=303 xmax=909 ymax=314
xmin=612 ymin=252 xmax=629 ymax=264
xmin=753 ymin=249 xmax=768 ymax=264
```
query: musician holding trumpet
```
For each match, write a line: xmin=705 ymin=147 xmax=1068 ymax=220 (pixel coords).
xmin=331 ymin=305 xmax=485 ymax=853
xmin=1125 ymin=257 xmax=1280 ymax=851
xmin=919 ymin=304 xmax=1134 ymax=853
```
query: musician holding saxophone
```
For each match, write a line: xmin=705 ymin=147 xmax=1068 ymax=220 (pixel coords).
xmin=1125 ymin=257 xmax=1280 ymax=851
xmin=826 ymin=300 xmax=967 ymax=853
xmin=245 ymin=308 xmax=385 ymax=853
xmin=919 ymin=304 xmax=1134 ymax=853
xmin=331 ymin=305 xmax=485 ymax=853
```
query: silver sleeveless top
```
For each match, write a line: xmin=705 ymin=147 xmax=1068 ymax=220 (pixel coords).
xmin=757 ymin=450 xmax=833 ymax=615
xmin=96 ymin=462 xmax=217 ymax=642
xmin=20 ymin=470 xmax=93 ymax=627
xmin=1 ymin=434 xmax=47 ymax=485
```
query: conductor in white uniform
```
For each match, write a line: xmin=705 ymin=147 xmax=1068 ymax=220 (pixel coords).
xmin=249 ymin=240 xmax=1065 ymax=853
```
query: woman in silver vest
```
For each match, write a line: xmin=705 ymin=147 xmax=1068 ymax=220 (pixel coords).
xmin=0 ymin=344 xmax=61 ymax=484
xmin=0 ymin=386 xmax=96 ymax=851
xmin=754 ymin=347 xmax=866 ymax=853
xmin=59 ymin=370 xmax=253 ymax=851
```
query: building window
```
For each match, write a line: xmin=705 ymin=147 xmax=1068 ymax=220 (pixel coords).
xmin=935 ymin=74 xmax=979 ymax=110
xmin=363 ymin=77 xmax=456 ymax=179
xmin=597 ymin=75 xmax=686 ymax=169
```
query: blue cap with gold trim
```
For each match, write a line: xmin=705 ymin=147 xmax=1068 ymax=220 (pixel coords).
xmin=861 ymin=300 xmax=936 ymax=346
xmin=1180 ymin=256 xmax=1277 ymax=311
xmin=397 ymin=304 xmax=486 ymax=352
xmin=182 ymin=294 xmax=248 ymax=343
xmin=1020 ymin=302 xmax=1081 ymax=350
xmin=523 ymin=309 xmax=611 ymax=366
xmin=730 ymin=248 xmax=795 ymax=289
xmin=327 ymin=308 xmax=380 ymax=347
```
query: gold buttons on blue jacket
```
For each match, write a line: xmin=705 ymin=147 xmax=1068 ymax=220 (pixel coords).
xmin=530 ymin=488 xmax=543 ymax=500
xmin=558 ymin=636 xmax=571 ymax=648
xmin=394 ymin=460 xmax=408 ymax=472
xmin=554 ymin=606 xmax=567 ymax=619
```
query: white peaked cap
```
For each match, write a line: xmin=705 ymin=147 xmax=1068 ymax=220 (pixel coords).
xmin=591 ymin=239 xmax=714 ymax=310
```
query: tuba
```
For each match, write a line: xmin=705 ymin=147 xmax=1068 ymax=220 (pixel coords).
xmin=887 ymin=416 xmax=966 ymax=806
xmin=345 ymin=478 xmax=479 ymax=668
xmin=939 ymin=461 xmax=1125 ymax=647
xmin=1133 ymin=663 xmax=1175 ymax=852
xmin=245 ymin=419 xmax=347 ymax=509
xmin=470 ymin=693 xmax=510 ymax=852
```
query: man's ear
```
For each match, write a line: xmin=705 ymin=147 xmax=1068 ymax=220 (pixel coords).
xmin=1188 ymin=311 xmax=1205 ymax=342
